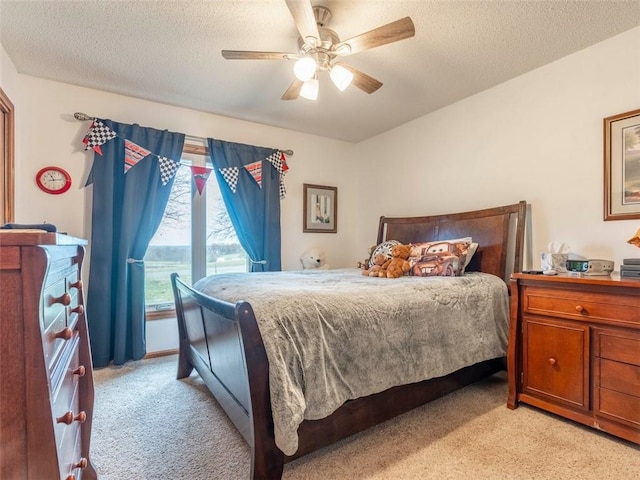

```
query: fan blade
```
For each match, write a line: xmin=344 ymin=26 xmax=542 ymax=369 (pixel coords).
xmin=339 ymin=64 xmax=383 ymax=94
xmin=335 ymin=17 xmax=415 ymax=56
xmin=222 ymin=50 xmax=297 ymax=60
xmin=285 ymin=0 xmax=320 ymax=46
xmin=281 ymin=79 xmax=304 ymax=100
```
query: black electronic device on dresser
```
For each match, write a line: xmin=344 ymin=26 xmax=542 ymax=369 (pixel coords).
xmin=0 ymin=231 xmax=97 ymax=479
xmin=621 ymin=258 xmax=640 ymax=278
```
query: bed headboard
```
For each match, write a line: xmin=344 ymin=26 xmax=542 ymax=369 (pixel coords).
xmin=377 ymin=201 xmax=527 ymax=283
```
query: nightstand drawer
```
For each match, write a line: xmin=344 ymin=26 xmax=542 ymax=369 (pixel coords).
xmin=596 ymin=331 xmax=640 ymax=366
xmin=523 ymin=286 xmax=639 ymax=325
xmin=599 ymin=359 xmax=640 ymax=398
xmin=596 ymin=388 xmax=640 ymax=426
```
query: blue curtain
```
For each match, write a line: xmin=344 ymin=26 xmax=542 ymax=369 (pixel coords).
xmin=207 ymin=139 xmax=282 ymax=272
xmin=86 ymin=120 xmax=185 ymax=367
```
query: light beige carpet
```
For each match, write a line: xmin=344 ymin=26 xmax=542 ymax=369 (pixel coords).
xmin=92 ymin=355 xmax=639 ymax=479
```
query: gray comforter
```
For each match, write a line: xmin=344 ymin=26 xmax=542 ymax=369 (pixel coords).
xmin=194 ymin=268 xmax=509 ymax=456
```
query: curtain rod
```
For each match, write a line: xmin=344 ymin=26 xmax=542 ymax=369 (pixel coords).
xmin=73 ymin=112 xmax=293 ymax=156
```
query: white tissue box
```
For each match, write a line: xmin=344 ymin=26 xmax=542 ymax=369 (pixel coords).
xmin=541 ymin=253 xmax=568 ymax=273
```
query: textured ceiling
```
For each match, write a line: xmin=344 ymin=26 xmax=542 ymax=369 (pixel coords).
xmin=1 ymin=0 xmax=639 ymax=142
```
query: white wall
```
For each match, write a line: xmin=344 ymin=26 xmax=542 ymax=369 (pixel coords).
xmin=0 ymin=43 xmax=18 ymax=102
xmin=356 ymin=27 xmax=640 ymax=270
xmin=8 ymin=75 xmax=358 ymax=271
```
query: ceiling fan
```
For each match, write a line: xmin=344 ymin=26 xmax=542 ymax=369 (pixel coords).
xmin=221 ymin=0 xmax=415 ymax=101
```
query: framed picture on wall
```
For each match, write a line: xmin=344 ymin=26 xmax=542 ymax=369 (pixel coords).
xmin=303 ymin=183 xmax=337 ymax=233
xmin=604 ymin=108 xmax=640 ymax=221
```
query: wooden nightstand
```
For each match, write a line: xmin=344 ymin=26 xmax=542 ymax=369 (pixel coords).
xmin=507 ymin=273 xmax=640 ymax=444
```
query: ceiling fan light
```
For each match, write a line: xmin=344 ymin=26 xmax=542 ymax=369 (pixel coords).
xmin=330 ymin=64 xmax=354 ymax=91
xmin=300 ymin=78 xmax=319 ymax=100
xmin=294 ymin=57 xmax=317 ymax=81
xmin=335 ymin=44 xmax=352 ymax=56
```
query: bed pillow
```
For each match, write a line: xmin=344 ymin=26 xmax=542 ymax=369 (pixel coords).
xmin=408 ymin=238 xmax=475 ymax=277
xmin=369 ymin=240 xmax=401 ymax=268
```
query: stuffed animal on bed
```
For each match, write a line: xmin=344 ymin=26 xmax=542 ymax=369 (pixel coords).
xmin=362 ymin=253 xmax=386 ymax=276
xmin=300 ymin=248 xmax=329 ymax=270
xmin=379 ymin=244 xmax=412 ymax=278
xmin=357 ymin=245 xmax=377 ymax=271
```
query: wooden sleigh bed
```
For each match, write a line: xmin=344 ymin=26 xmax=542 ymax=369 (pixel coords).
xmin=171 ymin=201 xmax=527 ymax=479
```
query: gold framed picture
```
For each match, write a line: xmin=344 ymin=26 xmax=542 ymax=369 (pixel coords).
xmin=604 ymin=108 xmax=640 ymax=221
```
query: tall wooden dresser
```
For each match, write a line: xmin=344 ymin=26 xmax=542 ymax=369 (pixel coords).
xmin=0 ymin=231 xmax=97 ymax=479
xmin=507 ymin=273 xmax=640 ymax=444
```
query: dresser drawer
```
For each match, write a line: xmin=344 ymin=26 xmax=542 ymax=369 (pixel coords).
xmin=43 ymin=277 xmax=67 ymax=331
xmin=522 ymin=286 xmax=639 ymax=325
xmin=52 ymin=336 xmax=81 ymax=449
xmin=59 ymin=418 xmax=82 ymax=480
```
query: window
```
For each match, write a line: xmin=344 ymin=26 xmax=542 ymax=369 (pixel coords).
xmin=144 ymin=141 xmax=247 ymax=311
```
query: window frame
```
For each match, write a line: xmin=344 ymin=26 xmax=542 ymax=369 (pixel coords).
xmin=146 ymin=140 xmax=216 ymax=319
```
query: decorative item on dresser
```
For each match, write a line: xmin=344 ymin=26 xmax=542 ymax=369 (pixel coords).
xmin=0 ymin=231 xmax=97 ymax=479
xmin=507 ymin=273 xmax=640 ymax=444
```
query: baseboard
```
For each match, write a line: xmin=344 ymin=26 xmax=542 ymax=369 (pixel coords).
xmin=144 ymin=348 xmax=178 ymax=359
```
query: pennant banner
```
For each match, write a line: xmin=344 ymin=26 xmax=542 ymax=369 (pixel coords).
xmin=266 ymin=151 xmax=288 ymax=199
xmin=158 ymin=156 xmax=181 ymax=185
xmin=124 ymin=140 xmax=151 ymax=173
xmin=244 ymin=161 xmax=263 ymax=188
xmin=82 ymin=120 xmax=117 ymax=156
xmin=191 ymin=166 xmax=212 ymax=195
xmin=80 ymin=119 xmax=288 ymax=196
xmin=219 ymin=166 xmax=239 ymax=193
xmin=266 ymin=151 xmax=289 ymax=175
xmin=279 ymin=171 xmax=287 ymax=199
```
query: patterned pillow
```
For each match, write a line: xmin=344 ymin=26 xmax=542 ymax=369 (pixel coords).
xmin=369 ymin=240 xmax=401 ymax=268
xmin=408 ymin=239 xmax=474 ymax=277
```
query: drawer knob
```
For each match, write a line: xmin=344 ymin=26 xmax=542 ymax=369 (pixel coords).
xmin=70 ymin=304 xmax=84 ymax=315
xmin=69 ymin=279 xmax=83 ymax=290
xmin=54 ymin=327 xmax=73 ymax=341
xmin=575 ymin=305 xmax=584 ymax=313
xmin=548 ymin=357 xmax=557 ymax=365
xmin=53 ymin=292 xmax=71 ymax=306
xmin=56 ymin=411 xmax=73 ymax=425
xmin=75 ymin=458 xmax=88 ymax=470
xmin=73 ymin=365 xmax=86 ymax=377
xmin=56 ymin=411 xmax=86 ymax=425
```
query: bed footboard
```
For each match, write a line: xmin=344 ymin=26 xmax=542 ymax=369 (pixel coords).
xmin=171 ymin=273 xmax=285 ymax=479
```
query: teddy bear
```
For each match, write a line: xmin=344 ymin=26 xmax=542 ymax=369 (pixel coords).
xmin=379 ymin=244 xmax=412 ymax=278
xmin=357 ymin=244 xmax=377 ymax=271
xmin=362 ymin=253 xmax=387 ymax=276
xmin=300 ymin=248 xmax=329 ymax=270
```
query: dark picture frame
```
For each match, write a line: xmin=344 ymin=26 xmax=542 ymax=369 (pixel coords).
xmin=604 ymin=108 xmax=640 ymax=221
xmin=303 ymin=183 xmax=337 ymax=233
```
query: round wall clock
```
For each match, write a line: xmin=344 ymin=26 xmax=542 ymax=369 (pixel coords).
xmin=35 ymin=166 xmax=72 ymax=195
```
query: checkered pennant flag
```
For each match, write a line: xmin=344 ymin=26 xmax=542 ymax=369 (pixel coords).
xmin=158 ymin=156 xmax=180 ymax=186
xmin=266 ymin=151 xmax=288 ymax=199
xmin=279 ymin=171 xmax=287 ymax=199
xmin=219 ymin=166 xmax=239 ymax=193
xmin=266 ymin=151 xmax=288 ymax=175
xmin=82 ymin=120 xmax=116 ymax=155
